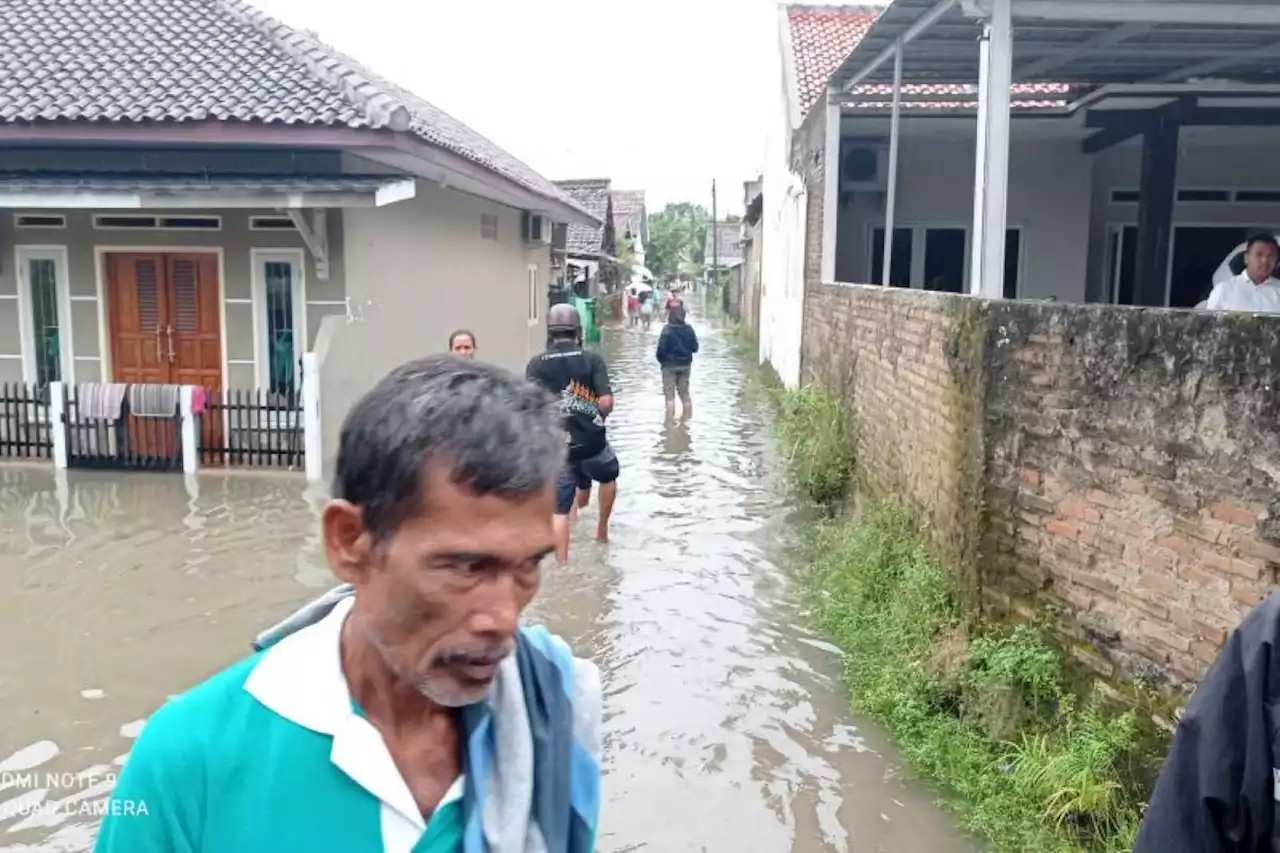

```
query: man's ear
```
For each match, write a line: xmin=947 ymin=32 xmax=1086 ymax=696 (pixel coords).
xmin=322 ymin=500 xmax=373 ymax=584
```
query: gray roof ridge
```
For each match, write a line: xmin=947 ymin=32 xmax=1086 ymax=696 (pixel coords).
xmin=217 ymin=0 xmax=412 ymax=131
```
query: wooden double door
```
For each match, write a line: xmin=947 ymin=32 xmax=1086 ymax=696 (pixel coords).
xmin=105 ymin=253 xmax=222 ymax=458
xmin=106 ymin=253 xmax=222 ymax=391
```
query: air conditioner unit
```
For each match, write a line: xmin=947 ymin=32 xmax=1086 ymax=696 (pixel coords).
xmin=839 ymin=143 xmax=889 ymax=192
xmin=521 ymin=212 xmax=552 ymax=245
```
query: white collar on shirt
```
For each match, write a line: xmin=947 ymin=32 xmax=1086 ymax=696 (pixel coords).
xmin=243 ymin=596 xmax=464 ymax=850
xmin=1235 ymin=270 xmax=1280 ymax=289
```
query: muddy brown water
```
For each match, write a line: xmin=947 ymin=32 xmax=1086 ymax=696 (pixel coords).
xmin=0 ymin=297 xmax=975 ymax=852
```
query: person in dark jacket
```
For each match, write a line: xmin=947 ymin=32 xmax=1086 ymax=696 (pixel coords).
xmin=655 ymin=304 xmax=699 ymax=418
xmin=1134 ymin=589 xmax=1280 ymax=852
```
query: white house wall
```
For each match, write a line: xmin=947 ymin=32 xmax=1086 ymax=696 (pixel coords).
xmin=760 ymin=29 xmax=806 ymax=390
xmin=834 ymin=132 xmax=1094 ymax=302
xmin=1086 ymin=141 xmax=1280 ymax=301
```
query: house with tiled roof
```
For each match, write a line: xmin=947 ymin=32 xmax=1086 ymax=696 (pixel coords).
xmin=610 ymin=190 xmax=648 ymax=275
xmin=0 ymin=0 xmax=598 ymax=476
xmin=553 ymin=179 xmax=618 ymax=295
xmin=758 ymin=0 xmax=1280 ymax=390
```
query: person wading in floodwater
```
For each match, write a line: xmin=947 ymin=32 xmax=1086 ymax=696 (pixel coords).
xmin=656 ymin=303 xmax=698 ymax=419
xmin=447 ymin=329 xmax=476 ymax=357
xmin=94 ymin=356 xmax=602 ymax=853
xmin=525 ymin=303 xmax=618 ymax=564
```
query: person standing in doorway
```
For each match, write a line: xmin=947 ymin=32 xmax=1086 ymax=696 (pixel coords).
xmin=525 ymin=304 xmax=619 ymax=564
xmin=656 ymin=303 xmax=699 ymax=419
xmin=447 ymin=329 xmax=477 ymax=357
xmin=1205 ymin=232 xmax=1280 ymax=313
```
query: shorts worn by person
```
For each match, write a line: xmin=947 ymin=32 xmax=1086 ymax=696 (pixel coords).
xmin=656 ymin=304 xmax=699 ymax=418
xmin=525 ymin=304 xmax=618 ymax=563
xmin=94 ymin=356 xmax=602 ymax=853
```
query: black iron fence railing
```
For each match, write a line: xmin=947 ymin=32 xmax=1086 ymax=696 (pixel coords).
xmin=64 ymin=387 xmax=182 ymax=471
xmin=199 ymin=388 xmax=304 ymax=469
xmin=0 ymin=382 xmax=53 ymax=460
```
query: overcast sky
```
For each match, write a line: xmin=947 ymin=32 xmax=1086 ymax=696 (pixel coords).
xmin=252 ymin=0 xmax=783 ymax=214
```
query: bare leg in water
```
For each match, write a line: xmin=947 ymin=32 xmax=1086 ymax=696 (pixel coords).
xmin=595 ymin=480 xmax=617 ymax=542
xmin=552 ymin=513 xmax=571 ymax=564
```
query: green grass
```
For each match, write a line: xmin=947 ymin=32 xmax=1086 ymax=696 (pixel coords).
xmin=773 ymin=384 xmax=856 ymax=505
xmin=796 ymin=508 xmax=1152 ymax=853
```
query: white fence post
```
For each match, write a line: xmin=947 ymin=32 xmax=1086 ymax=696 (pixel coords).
xmin=48 ymin=381 xmax=68 ymax=469
xmin=179 ymin=386 xmax=199 ymax=475
xmin=302 ymin=352 xmax=322 ymax=483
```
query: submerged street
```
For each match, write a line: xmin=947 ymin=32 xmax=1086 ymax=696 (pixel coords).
xmin=0 ymin=298 xmax=973 ymax=852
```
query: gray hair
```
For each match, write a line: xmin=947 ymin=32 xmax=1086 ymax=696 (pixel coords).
xmin=334 ymin=356 xmax=565 ymax=540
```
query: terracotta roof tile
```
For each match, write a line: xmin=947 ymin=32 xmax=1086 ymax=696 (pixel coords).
xmin=0 ymin=0 xmax=587 ymax=215
xmin=786 ymin=5 xmax=879 ymax=120
xmin=784 ymin=4 xmax=1074 ymax=120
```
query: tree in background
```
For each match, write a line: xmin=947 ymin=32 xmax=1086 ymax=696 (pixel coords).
xmin=647 ymin=202 xmax=709 ymax=281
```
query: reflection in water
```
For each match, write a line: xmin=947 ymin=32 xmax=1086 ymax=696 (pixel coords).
xmin=0 ymin=295 xmax=972 ymax=852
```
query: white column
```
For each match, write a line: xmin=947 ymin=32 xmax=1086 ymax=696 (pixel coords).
xmin=881 ymin=41 xmax=905 ymax=286
xmin=179 ymin=385 xmax=199 ymax=475
xmin=979 ymin=0 xmax=1013 ymax=299
xmin=302 ymin=352 xmax=323 ymax=483
xmin=969 ymin=26 xmax=992 ymax=295
xmin=821 ymin=100 xmax=841 ymax=284
xmin=49 ymin=381 xmax=67 ymax=469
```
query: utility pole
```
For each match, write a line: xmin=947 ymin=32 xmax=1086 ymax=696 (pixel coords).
xmin=711 ymin=178 xmax=720 ymax=310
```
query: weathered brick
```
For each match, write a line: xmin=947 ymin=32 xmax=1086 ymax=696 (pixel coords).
xmin=1235 ymin=536 xmax=1280 ymax=566
xmin=1211 ymin=502 xmax=1259 ymax=528
xmin=1086 ymin=489 xmax=1124 ymax=509
xmin=1190 ymin=640 xmax=1222 ymax=665
xmin=1199 ymin=551 xmax=1264 ymax=581
xmin=1045 ymin=518 xmax=1079 ymax=538
xmin=1059 ymin=498 xmax=1103 ymax=523
xmin=1139 ymin=620 xmax=1192 ymax=653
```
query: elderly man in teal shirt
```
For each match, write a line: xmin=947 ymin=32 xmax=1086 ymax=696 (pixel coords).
xmin=94 ymin=356 xmax=602 ymax=853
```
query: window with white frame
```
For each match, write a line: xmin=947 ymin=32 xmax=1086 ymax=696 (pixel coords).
xmin=16 ymin=246 xmax=72 ymax=387
xmin=252 ymin=251 xmax=305 ymax=395
xmin=527 ymin=264 xmax=539 ymax=323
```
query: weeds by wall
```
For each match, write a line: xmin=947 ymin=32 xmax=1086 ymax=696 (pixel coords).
xmin=772 ymin=385 xmax=1160 ymax=853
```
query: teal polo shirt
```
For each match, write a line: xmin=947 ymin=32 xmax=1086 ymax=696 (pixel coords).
xmin=94 ymin=597 xmax=463 ymax=853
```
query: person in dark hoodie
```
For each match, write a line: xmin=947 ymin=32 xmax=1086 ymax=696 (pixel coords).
xmin=655 ymin=303 xmax=699 ymax=419
xmin=1133 ymin=588 xmax=1280 ymax=852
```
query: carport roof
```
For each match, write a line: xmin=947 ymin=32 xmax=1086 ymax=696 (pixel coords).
xmin=828 ymin=0 xmax=1280 ymax=91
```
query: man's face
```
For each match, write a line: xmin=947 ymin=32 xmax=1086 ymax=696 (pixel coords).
xmin=450 ymin=335 xmax=476 ymax=358
xmin=1244 ymin=241 xmax=1279 ymax=283
xmin=325 ymin=464 xmax=555 ymax=707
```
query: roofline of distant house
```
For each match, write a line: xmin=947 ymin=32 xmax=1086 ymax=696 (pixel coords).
xmin=0 ymin=119 xmax=599 ymax=226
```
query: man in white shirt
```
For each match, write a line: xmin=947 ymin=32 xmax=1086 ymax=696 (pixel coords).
xmin=1205 ymin=233 xmax=1280 ymax=313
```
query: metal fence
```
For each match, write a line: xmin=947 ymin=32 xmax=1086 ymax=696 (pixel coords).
xmin=199 ymin=388 xmax=305 ymax=469
xmin=0 ymin=382 xmax=53 ymax=460
xmin=64 ymin=387 xmax=182 ymax=471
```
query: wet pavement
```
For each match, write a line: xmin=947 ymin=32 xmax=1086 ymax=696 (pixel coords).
xmin=0 ymin=295 xmax=974 ymax=852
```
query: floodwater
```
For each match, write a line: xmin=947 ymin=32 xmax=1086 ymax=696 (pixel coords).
xmin=0 ymin=296 xmax=974 ymax=852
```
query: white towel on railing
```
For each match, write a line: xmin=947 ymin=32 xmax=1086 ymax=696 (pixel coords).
xmin=128 ymin=384 xmax=180 ymax=418
xmin=77 ymin=383 xmax=128 ymax=421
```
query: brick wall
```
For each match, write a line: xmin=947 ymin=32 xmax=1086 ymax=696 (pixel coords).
xmin=801 ymin=283 xmax=1280 ymax=689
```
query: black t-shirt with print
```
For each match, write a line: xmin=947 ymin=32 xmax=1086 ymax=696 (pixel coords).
xmin=525 ymin=342 xmax=612 ymax=461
